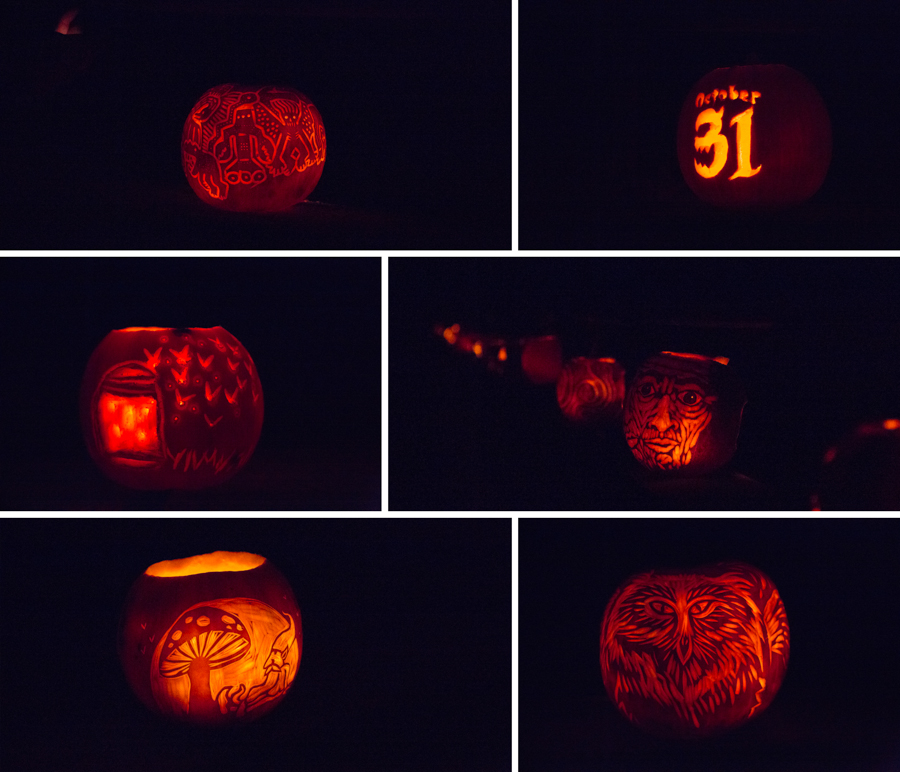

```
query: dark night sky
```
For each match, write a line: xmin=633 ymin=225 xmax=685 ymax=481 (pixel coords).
xmin=390 ymin=256 xmax=900 ymax=510
xmin=519 ymin=517 xmax=900 ymax=772
xmin=519 ymin=1 xmax=900 ymax=248
xmin=0 ymin=256 xmax=381 ymax=510
xmin=0 ymin=517 xmax=512 ymax=772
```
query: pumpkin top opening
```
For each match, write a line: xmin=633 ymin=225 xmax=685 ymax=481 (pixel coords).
xmin=146 ymin=551 xmax=266 ymax=577
xmin=660 ymin=351 xmax=730 ymax=366
xmin=117 ymin=326 xmax=220 ymax=333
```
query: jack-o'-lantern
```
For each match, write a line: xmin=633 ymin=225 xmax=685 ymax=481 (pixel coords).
xmin=521 ymin=335 xmax=563 ymax=385
xmin=182 ymin=84 xmax=326 ymax=212
xmin=812 ymin=419 xmax=900 ymax=510
xmin=80 ymin=326 xmax=263 ymax=490
xmin=623 ymin=352 xmax=745 ymax=475
xmin=600 ymin=561 xmax=789 ymax=738
xmin=556 ymin=357 xmax=626 ymax=423
xmin=677 ymin=64 xmax=831 ymax=208
xmin=119 ymin=551 xmax=301 ymax=725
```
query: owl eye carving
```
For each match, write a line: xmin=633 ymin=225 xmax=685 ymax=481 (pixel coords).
xmin=600 ymin=562 xmax=790 ymax=738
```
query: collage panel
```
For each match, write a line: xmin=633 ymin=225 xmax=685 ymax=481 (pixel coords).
xmin=519 ymin=517 xmax=900 ymax=772
xmin=0 ymin=257 xmax=381 ymax=511
xmin=519 ymin=1 xmax=900 ymax=250
xmin=0 ymin=517 xmax=513 ymax=772
xmin=390 ymin=256 xmax=900 ymax=511
xmin=6 ymin=2 xmax=511 ymax=250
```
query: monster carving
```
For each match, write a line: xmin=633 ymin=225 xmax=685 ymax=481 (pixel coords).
xmin=556 ymin=357 xmax=626 ymax=423
xmin=623 ymin=352 xmax=746 ymax=474
xmin=600 ymin=561 xmax=789 ymax=738
xmin=182 ymin=84 xmax=326 ymax=212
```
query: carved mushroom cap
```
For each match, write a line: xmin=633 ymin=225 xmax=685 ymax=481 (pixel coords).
xmin=160 ymin=605 xmax=251 ymax=678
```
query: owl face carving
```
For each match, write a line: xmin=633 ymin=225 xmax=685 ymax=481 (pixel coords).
xmin=600 ymin=561 xmax=789 ymax=738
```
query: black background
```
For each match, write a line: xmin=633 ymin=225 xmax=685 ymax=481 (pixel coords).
xmin=518 ymin=517 xmax=900 ymax=772
xmin=3 ymin=1 xmax=511 ymax=249
xmin=0 ymin=517 xmax=512 ymax=772
xmin=0 ymin=256 xmax=381 ymax=510
xmin=389 ymin=256 xmax=900 ymax=510
xmin=519 ymin=1 xmax=900 ymax=249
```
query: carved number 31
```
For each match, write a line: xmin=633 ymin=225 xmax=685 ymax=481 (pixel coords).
xmin=694 ymin=107 xmax=761 ymax=180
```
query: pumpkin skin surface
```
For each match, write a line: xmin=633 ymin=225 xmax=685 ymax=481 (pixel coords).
xmin=600 ymin=561 xmax=789 ymax=739
xmin=119 ymin=551 xmax=302 ymax=725
xmin=182 ymin=83 xmax=326 ymax=212
xmin=676 ymin=64 xmax=831 ymax=208
xmin=80 ymin=326 xmax=263 ymax=490
xmin=623 ymin=352 xmax=746 ymax=475
xmin=556 ymin=357 xmax=626 ymax=423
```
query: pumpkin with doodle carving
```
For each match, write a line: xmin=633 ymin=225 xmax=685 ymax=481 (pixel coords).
xmin=119 ymin=551 xmax=301 ymax=724
xmin=80 ymin=326 xmax=263 ymax=489
xmin=600 ymin=561 xmax=789 ymax=738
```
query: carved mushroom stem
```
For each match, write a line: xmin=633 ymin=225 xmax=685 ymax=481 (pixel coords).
xmin=187 ymin=658 xmax=219 ymax=719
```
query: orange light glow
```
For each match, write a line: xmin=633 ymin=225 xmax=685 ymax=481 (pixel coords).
xmin=99 ymin=393 xmax=159 ymax=455
xmin=146 ymin=551 xmax=266 ymax=578
xmin=883 ymin=419 xmax=900 ymax=430
xmin=498 ymin=347 xmax=507 ymax=361
xmin=660 ymin=351 xmax=729 ymax=365
xmin=56 ymin=8 xmax=82 ymax=34
xmin=472 ymin=341 xmax=483 ymax=358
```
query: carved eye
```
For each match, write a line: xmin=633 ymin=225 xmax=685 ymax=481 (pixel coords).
xmin=648 ymin=600 xmax=669 ymax=614
xmin=679 ymin=390 xmax=701 ymax=406
xmin=690 ymin=600 xmax=716 ymax=617
xmin=637 ymin=382 xmax=656 ymax=398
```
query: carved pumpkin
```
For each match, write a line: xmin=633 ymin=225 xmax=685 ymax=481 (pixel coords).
xmin=677 ymin=64 xmax=831 ymax=208
xmin=623 ymin=352 xmax=745 ymax=475
xmin=80 ymin=326 xmax=263 ymax=490
xmin=182 ymin=84 xmax=326 ymax=212
xmin=600 ymin=561 xmax=789 ymax=738
xmin=521 ymin=335 xmax=563 ymax=385
xmin=119 ymin=551 xmax=301 ymax=725
xmin=556 ymin=357 xmax=626 ymax=423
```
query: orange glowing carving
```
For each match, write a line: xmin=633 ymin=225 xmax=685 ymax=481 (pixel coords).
xmin=120 ymin=552 xmax=301 ymax=725
xmin=80 ymin=326 xmax=263 ymax=490
xmin=56 ymin=8 xmax=82 ymax=35
xmin=556 ymin=357 xmax=626 ymax=423
xmin=623 ymin=352 xmax=746 ymax=474
xmin=678 ymin=65 xmax=831 ymax=208
xmin=600 ymin=561 xmax=789 ymax=738
xmin=182 ymin=83 xmax=326 ymax=212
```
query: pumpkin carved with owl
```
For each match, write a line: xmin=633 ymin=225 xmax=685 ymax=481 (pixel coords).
xmin=600 ymin=561 xmax=789 ymax=738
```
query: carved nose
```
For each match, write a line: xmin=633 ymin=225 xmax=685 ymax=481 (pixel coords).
xmin=677 ymin=633 xmax=692 ymax=665
xmin=650 ymin=395 xmax=674 ymax=433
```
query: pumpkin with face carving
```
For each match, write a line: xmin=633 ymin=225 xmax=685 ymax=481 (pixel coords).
xmin=600 ymin=561 xmax=789 ymax=738
xmin=623 ymin=352 xmax=746 ymax=475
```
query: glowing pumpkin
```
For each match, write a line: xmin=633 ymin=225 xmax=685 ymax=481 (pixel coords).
xmin=119 ymin=551 xmax=301 ymax=725
xmin=80 ymin=326 xmax=263 ymax=490
xmin=556 ymin=357 xmax=626 ymax=423
xmin=676 ymin=64 xmax=831 ymax=208
xmin=521 ymin=335 xmax=563 ymax=385
xmin=182 ymin=83 xmax=326 ymax=212
xmin=600 ymin=561 xmax=789 ymax=738
xmin=623 ymin=352 xmax=745 ymax=475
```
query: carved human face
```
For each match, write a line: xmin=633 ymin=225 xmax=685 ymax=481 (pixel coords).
xmin=623 ymin=353 xmax=744 ymax=473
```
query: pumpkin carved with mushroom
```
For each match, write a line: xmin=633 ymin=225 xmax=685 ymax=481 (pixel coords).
xmin=119 ymin=551 xmax=301 ymax=724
